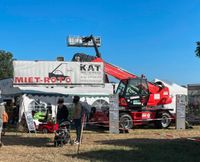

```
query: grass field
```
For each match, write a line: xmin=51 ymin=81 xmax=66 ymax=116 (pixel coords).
xmin=0 ymin=126 xmax=200 ymax=162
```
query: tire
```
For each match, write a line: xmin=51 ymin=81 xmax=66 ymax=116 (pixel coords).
xmin=92 ymin=99 xmax=109 ymax=112
xmin=155 ymin=112 xmax=171 ymax=129
xmin=119 ymin=113 xmax=133 ymax=129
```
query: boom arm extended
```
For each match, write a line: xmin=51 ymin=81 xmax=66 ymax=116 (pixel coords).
xmin=72 ymin=53 xmax=171 ymax=106
xmin=70 ymin=35 xmax=172 ymax=107
xmin=92 ymin=57 xmax=172 ymax=106
xmin=92 ymin=57 xmax=137 ymax=80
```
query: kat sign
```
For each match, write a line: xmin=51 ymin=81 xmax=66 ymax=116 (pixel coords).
xmin=13 ymin=61 xmax=104 ymax=85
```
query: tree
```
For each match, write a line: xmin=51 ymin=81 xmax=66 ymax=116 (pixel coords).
xmin=195 ymin=41 xmax=200 ymax=58
xmin=0 ymin=50 xmax=14 ymax=79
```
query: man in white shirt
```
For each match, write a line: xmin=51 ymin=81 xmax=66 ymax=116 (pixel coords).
xmin=72 ymin=96 xmax=82 ymax=144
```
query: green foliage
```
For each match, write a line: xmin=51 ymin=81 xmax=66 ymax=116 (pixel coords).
xmin=0 ymin=50 xmax=14 ymax=79
xmin=195 ymin=41 xmax=200 ymax=58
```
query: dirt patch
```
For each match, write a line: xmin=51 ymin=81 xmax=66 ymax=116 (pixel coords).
xmin=0 ymin=126 xmax=200 ymax=162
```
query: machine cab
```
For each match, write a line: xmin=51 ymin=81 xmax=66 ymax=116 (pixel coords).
xmin=116 ymin=78 xmax=150 ymax=109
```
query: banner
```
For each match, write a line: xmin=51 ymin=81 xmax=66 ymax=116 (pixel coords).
xmin=187 ymin=84 xmax=200 ymax=124
xmin=24 ymin=112 xmax=36 ymax=132
xmin=176 ymin=95 xmax=186 ymax=130
xmin=13 ymin=61 xmax=104 ymax=85
xmin=109 ymin=94 xmax=119 ymax=134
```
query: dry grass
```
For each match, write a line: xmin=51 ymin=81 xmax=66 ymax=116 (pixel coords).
xmin=0 ymin=126 xmax=200 ymax=162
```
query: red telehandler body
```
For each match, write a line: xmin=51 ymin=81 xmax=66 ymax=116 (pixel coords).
xmin=71 ymin=35 xmax=173 ymax=129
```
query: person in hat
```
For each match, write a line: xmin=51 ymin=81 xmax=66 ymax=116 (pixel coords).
xmin=56 ymin=98 xmax=69 ymax=125
xmin=0 ymin=101 xmax=5 ymax=147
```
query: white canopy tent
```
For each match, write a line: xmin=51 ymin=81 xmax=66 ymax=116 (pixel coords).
xmin=16 ymin=83 xmax=114 ymax=124
xmin=154 ymin=79 xmax=187 ymax=114
xmin=19 ymin=94 xmax=73 ymax=123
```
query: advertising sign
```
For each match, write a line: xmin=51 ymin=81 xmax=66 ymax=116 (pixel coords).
xmin=68 ymin=36 xmax=101 ymax=47
xmin=109 ymin=94 xmax=119 ymax=134
xmin=24 ymin=112 xmax=36 ymax=132
xmin=187 ymin=84 xmax=200 ymax=124
xmin=176 ymin=95 xmax=186 ymax=130
xmin=13 ymin=61 xmax=104 ymax=86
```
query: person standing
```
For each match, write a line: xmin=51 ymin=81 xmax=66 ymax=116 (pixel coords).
xmin=0 ymin=101 xmax=5 ymax=147
xmin=72 ymin=96 xmax=83 ymax=144
xmin=56 ymin=98 xmax=69 ymax=125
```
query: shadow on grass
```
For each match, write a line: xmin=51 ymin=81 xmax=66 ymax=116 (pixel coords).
xmin=2 ymin=134 xmax=51 ymax=147
xmin=66 ymin=138 xmax=200 ymax=162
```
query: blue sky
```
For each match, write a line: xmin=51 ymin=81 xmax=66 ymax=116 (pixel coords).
xmin=0 ymin=0 xmax=200 ymax=85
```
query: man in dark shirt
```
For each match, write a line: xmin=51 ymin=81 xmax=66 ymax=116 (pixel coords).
xmin=56 ymin=98 xmax=69 ymax=125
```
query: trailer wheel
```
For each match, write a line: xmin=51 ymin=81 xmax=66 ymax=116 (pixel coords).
xmin=155 ymin=112 xmax=171 ymax=129
xmin=119 ymin=113 xmax=133 ymax=129
xmin=92 ymin=99 xmax=109 ymax=112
